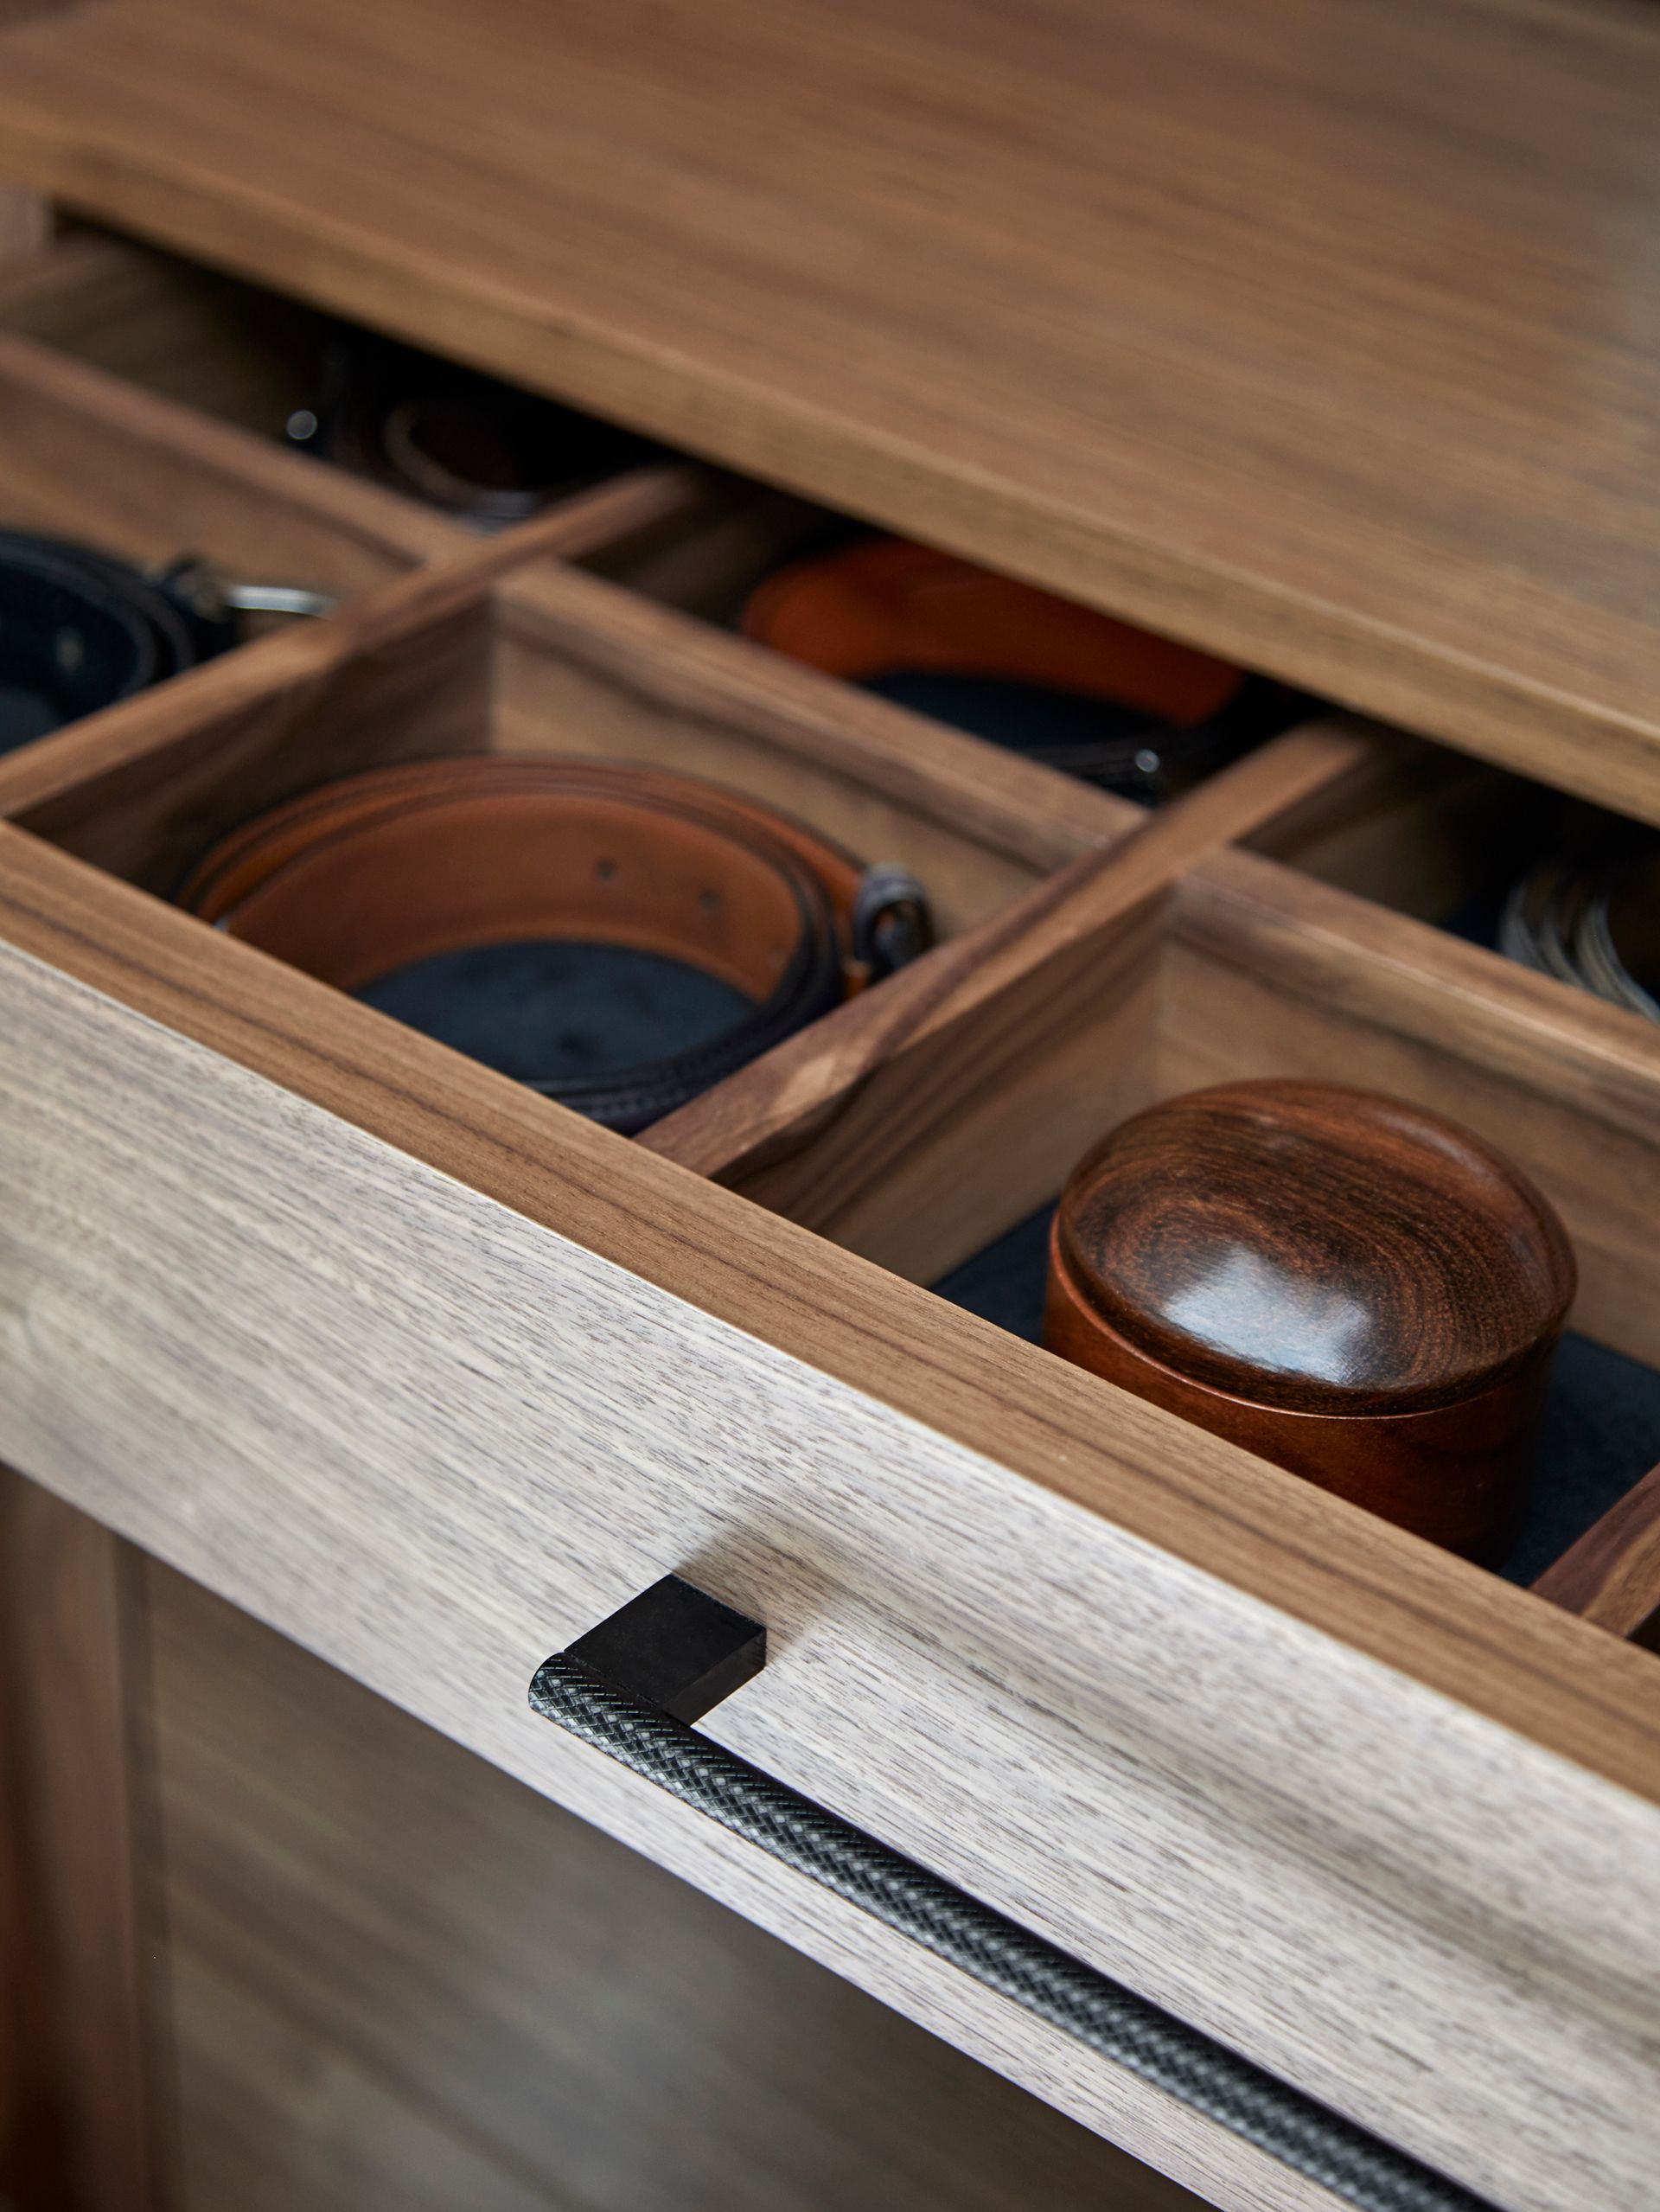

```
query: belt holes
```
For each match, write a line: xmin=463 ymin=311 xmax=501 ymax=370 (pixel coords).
xmin=596 ymin=858 xmax=617 ymax=882
xmin=699 ymin=888 xmax=721 ymax=914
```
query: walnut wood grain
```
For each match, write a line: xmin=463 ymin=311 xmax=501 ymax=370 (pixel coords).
xmin=0 ymin=1520 xmax=63 ymax=2210
xmin=494 ymin=559 xmax=1131 ymax=904
xmin=0 ymin=324 xmax=452 ymax=592
xmin=4 ymin=714 xmax=1657 ymax=1806
xmin=1166 ymin=849 xmax=1660 ymax=1376
xmin=0 ymin=227 xmax=328 ymax=438
xmin=6 ymin=0 xmax=1660 ymax=818
xmin=2 ymin=872 xmax=1659 ymax=2212
xmin=1533 ymin=1464 xmax=1660 ymax=1652
xmin=149 ymin=1565 xmax=1200 ymax=2212
xmin=645 ymin=718 xmax=1380 ymax=1281
xmin=1045 ymin=1080 xmax=1574 ymax=1556
xmin=0 ymin=483 xmax=710 ymax=887
xmin=0 ymin=185 xmax=46 ymax=258
xmin=0 ymin=1468 xmax=168 ymax=2212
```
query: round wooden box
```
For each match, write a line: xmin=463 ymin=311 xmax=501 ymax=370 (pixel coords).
xmin=1043 ymin=1080 xmax=1577 ymax=1557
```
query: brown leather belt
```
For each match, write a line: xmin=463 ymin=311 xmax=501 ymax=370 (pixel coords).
xmin=178 ymin=758 xmax=932 ymax=1132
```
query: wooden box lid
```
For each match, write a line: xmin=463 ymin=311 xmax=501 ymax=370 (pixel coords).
xmin=3 ymin=0 xmax=1660 ymax=818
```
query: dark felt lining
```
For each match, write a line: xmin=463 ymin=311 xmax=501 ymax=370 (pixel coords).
xmin=355 ymin=939 xmax=753 ymax=1089
xmin=0 ymin=681 xmax=62 ymax=751
xmin=930 ymin=1205 xmax=1660 ymax=1587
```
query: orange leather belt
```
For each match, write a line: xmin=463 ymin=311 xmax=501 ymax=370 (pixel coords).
xmin=740 ymin=537 xmax=1294 ymax=799
xmin=179 ymin=758 xmax=932 ymax=1132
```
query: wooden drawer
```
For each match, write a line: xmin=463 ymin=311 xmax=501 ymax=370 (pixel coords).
xmin=0 ymin=391 xmax=1654 ymax=2212
xmin=0 ymin=223 xmax=729 ymax=647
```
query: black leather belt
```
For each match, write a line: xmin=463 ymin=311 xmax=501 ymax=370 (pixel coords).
xmin=0 ymin=529 xmax=333 ymax=755
xmin=287 ymin=336 xmax=660 ymax=527
xmin=741 ymin=536 xmax=1301 ymax=802
xmin=178 ymin=758 xmax=933 ymax=1133
xmin=860 ymin=667 xmax=1294 ymax=800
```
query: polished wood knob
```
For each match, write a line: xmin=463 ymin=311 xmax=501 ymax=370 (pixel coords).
xmin=1044 ymin=1080 xmax=1576 ymax=1557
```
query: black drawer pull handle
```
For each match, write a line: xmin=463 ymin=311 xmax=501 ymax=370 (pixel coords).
xmin=530 ymin=1576 xmax=1495 ymax=2212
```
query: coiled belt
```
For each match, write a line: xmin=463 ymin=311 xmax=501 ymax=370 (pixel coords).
xmin=288 ymin=337 xmax=660 ymax=527
xmin=742 ymin=536 xmax=1297 ymax=801
xmin=0 ymin=529 xmax=333 ymax=753
xmin=178 ymin=758 xmax=932 ymax=1132
xmin=1500 ymin=846 xmax=1660 ymax=1023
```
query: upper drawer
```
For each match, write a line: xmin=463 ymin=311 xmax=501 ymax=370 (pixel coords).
xmin=3 ymin=0 xmax=1660 ymax=821
xmin=0 ymin=310 xmax=1657 ymax=2212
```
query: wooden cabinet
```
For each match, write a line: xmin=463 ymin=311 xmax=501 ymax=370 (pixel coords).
xmin=0 ymin=10 xmax=1657 ymax=2211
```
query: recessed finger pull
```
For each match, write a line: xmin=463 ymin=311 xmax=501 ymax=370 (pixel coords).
xmin=530 ymin=1577 xmax=1496 ymax=2212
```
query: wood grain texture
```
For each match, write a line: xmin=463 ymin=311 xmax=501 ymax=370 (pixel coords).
xmin=169 ymin=1958 xmax=564 ymax=2212
xmin=647 ymin=721 xmax=1376 ymax=1280
xmin=492 ymin=559 xmax=1132 ymax=927
xmin=0 ymin=227 xmax=328 ymax=437
xmin=1052 ymin=1081 xmax=1575 ymax=1417
xmin=0 ymin=834 xmax=1658 ymax=2209
xmin=1166 ymin=850 xmax=1660 ymax=1377
xmin=1535 ymin=1464 xmax=1660 ymax=1652
xmin=0 ymin=187 xmax=46 ymax=259
xmin=0 ymin=484 xmax=707 ymax=887
xmin=0 ymin=1492 xmax=64 ymax=2211
xmin=0 ymin=513 xmax=1116 ymax=943
xmin=1254 ymin=736 xmax=1552 ymax=929
xmin=8 ymin=1 xmax=1660 ymax=815
xmin=149 ymin=1565 xmax=1199 ymax=2212
xmin=0 ymin=326 xmax=451 ymax=593
xmin=0 ymin=1470 xmax=169 ymax=2212
xmin=1044 ymin=1080 xmax=1574 ymax=1557
xmin=587 ymin=477 xmax=832 ymax=624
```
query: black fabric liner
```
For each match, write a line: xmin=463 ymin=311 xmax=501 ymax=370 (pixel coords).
xmin=931 ymin=1205 xmax=1660 ymax=1587
xmin=864 ymin=671 xmax=1159 ymax=754
xmin=356 ymin=939 xmax=752 ymax=1090
xmin=0 ymin=679 xmax=61 ymax=751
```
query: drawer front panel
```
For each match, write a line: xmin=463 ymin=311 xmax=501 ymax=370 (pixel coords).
xmin=0 ymin=937 xmax=1657 ymax=2212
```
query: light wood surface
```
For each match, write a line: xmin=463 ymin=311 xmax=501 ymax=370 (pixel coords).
xmin=149 ymin=1564 xmax=1199 ymax=2212
xmin=0 ymin=833 xmax=1658 ymax=2209
xmin=0 ymin=1470 xmax=168 ymax=2212
xmin=7 ymin=1 xmax=1660 ymax=819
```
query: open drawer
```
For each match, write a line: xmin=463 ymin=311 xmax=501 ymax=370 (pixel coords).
xmin=0 ymin=223 xmax=729 ymax=669
xmin=0 ymin=493 xmax=1654 ymax=2212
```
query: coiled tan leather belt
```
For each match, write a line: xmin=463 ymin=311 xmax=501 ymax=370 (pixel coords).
xmin=178 ymin=758 xmax=932 ymax=1132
